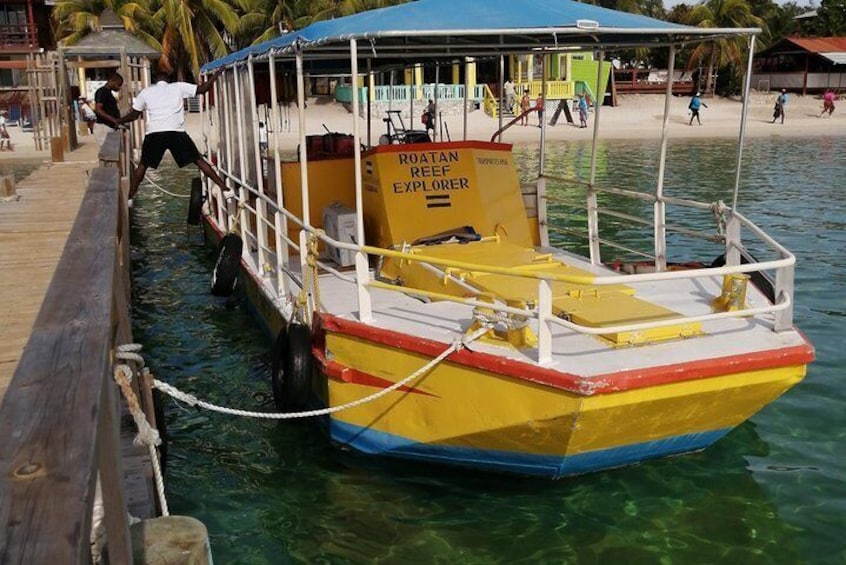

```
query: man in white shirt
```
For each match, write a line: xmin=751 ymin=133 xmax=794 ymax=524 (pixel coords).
xmin=117 ymin=72 xmax=226 ymax=199
xmin=504 ymin=78 xmax=516 ymax=113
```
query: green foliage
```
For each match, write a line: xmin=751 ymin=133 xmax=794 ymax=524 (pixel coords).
xmin=236 ymin=0 xmax=407 ymax=48
xmin=811 ymin=0 xmax=846 ymax=35
xmin=681 ymin=0 xmax=766 ymax=95
xmin=151 ymin=0 xmax=239 ymax=79
xmin=52 ymin=0 xmax=160 ymax=52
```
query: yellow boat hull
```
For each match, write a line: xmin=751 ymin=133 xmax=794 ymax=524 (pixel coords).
xmin=317 ymin=314 xmax=811 ymax=478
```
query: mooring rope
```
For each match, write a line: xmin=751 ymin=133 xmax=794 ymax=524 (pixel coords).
xmin=114 ymin=344 xmax=169 ymax=517
xmin=120 ymin=324 xmax=489 ymax=424
xmin=142 ymin=176 xmax=191 ymax=198
xmin=471 ymin=306 xmax=531 ymax=331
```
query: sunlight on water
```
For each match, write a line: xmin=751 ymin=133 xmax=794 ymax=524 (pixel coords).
xmin=131 ymin=136 xmax=845 ymax=564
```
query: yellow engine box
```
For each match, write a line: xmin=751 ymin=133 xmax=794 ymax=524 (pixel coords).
xmin=361 ymin=141 xmax=532 ymax=248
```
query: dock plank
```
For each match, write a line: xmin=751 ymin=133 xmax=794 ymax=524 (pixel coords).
xmin=0 ymin=149 xmax=93 ymax=395
xmin=0 ymin=140 xmax=158 ymax=560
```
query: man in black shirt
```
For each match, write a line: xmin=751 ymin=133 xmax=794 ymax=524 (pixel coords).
xmin=93 ymin=72 xmax=123 ymax=147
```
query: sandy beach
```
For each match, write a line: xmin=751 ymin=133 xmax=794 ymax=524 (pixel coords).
xmin=0 ymin=92 xmax=842 ymax=163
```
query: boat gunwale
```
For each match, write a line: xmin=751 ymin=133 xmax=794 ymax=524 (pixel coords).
xmin=317 ymin=312 xmax=814 ymax=396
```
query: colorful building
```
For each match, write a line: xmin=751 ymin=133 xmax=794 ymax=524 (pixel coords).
xmin=0 ymin=0 xmax=53 ymax=120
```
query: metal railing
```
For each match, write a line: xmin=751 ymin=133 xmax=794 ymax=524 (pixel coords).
xmin=335 ymin=83 xmax=486 ymax=104
xmin=206 ymin=159 xmax=797 ymax=368
xmin=201 ymin=55 xmax=797 ymax=369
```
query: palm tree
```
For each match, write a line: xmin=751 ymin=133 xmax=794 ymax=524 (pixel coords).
xmin=683 ymin=0 xmax=767 ymax=96
xmin=52 ymin=0 xmax=159 ymax=50
xmin=150 ymin=0 xmax=240 ymax=80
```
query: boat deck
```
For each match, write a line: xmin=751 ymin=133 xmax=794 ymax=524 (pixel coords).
xmin=245 ymin=246 xmax=808 ymax=380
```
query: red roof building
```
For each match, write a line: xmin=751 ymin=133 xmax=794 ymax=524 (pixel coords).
xmin=753 ymin=36 xmax=846 ymax=94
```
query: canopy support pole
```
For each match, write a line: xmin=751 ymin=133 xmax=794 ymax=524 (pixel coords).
xmin=498 ymin=55 xmax=504 ymax=134
xmin=247 ymin=55 xmax=268 ymax=273
xmin=296 ymin=48 xmax=310 ymax=228
xmin=409 ymin=64 xmax=415 ymax=131
xmin=434 ymin=63 xmax=439 ymax=141
xmin=653 ymin=44 xmax=675 ymax=272
xmin=232 ymin=62 xmax=250 ymax=257
xmin=463 ymin=57 xmax=469 ymax=141
xmin=351 ymin=39 xmax=373 ymax=323
xmin=732 ymin=35 xmax=756 ymax=214
xmin=221 ymin=70 xmax=235 ymax=233
xmin=268 ymin=53 xmax=290 ymax=296
xmin=587 ymin=50 xmax=605 ymax=264
xmin=537 ymin=54 xmax=549 ymax=248
xmin=540 ymin=54 xmax=547 ymax=173
xmin=366 ymin=58 xmax=372 ymax=147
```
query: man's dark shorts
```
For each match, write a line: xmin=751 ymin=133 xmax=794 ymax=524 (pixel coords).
xmin=141 ymin=131 xmax=201 ymax=168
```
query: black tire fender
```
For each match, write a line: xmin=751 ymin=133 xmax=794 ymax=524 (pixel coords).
xmin=271 ymin=322 xmax=313 ymax=410
xmin=187 ymin=177 xmax=203 ymax=225
xmin=211 ymin=233 xmax=242 ymax=296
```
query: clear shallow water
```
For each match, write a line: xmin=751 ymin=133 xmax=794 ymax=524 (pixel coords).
xmin=131 ymin=137 xmax=846 ymax=564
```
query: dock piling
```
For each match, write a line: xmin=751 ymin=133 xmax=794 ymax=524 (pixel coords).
xmin=0 ymin=175 xmax=16 ymax=200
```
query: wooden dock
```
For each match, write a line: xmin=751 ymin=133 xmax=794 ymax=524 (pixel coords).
xmin=0 ymin=134 xmax=161 ymax=562
xmin=0 ymin=146 xmax=96 ymax=396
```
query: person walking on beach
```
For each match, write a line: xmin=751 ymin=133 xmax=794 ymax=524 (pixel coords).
xmin=504 ymin=78 xmax=516 ymax=114
xmin=519 ymin=90 xmax=531 ymax=125
xmin=117 ymin=72 xmax=228 ymax=200
xmin=688 ymin=92 xmax=707 ymax=125
xmin=577 ymin=92 xmax=590 ymax=128
xmin=93 ymin=73 xmax=124 ymax=147
xmin=820 ymin=90 xmax=836 ymax=117
xmin=423 ymin=99 xmax=435 ymax=138
xmin=772 ymin=89 xmax=788 ymax=124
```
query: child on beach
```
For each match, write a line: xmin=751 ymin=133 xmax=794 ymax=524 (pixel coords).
xmin=578 ymin=92 xmax=590 ymax=128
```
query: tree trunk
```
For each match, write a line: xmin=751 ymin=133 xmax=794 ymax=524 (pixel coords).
xmin=705 ymin=45 xmax=717 ymax=96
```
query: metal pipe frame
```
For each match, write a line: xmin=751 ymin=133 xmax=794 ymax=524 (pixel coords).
xmin=350 ymin=39 xmax=373 ymax=323
xmin=462 ymin=57 xmax=469 ymax=140
xmin=653 ymin=44 xmax=675 ymax=271
xmin=247 ymin=55 xmax=269 ymax=274
xmin=498 ymin=55 xmax=504 ymax=134
xmin=586 ymin=49 xmax=605 ymax=264
xmin=732 ymin=34 xmax=757 ymax=212
xmin=268 ymin=53 xmax=291 ymax=296
xmin=232 ymin=62 xmax=251 ymax=250
xmin=295 ymin=49 xmax=311 ymax=230
xmin=221 ymin=69 xmax=236 ymax=232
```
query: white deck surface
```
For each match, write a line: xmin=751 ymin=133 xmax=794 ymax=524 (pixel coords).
xmin=241 ymin=242 xmax=808 ymax=379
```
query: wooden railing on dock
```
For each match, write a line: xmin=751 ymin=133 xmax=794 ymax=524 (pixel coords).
xmin=0 ymin=131 xmax=141 ymax=563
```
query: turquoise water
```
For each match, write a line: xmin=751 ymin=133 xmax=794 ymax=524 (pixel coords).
xmin=130 ymin=137 xmax=846 ymax=564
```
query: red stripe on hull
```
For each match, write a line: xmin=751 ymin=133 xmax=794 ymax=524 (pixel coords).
xmin=318 ymin=313 xmax=814 ymax=396
xmin=313 ymin=347 xmax=436 ymax=396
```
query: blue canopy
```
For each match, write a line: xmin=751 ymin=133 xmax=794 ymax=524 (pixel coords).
xmin=203 ymin=0 xmax=757 ymax=72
